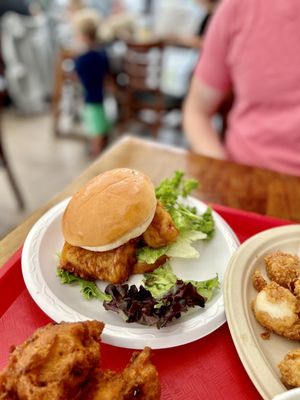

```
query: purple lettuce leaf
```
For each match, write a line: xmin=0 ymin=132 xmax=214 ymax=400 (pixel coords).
xmin=103 ymin=280 xmax=205 ymax=329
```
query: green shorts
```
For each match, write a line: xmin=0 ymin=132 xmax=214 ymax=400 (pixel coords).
xmin=83 ymin=103 xmax=109 ymax=137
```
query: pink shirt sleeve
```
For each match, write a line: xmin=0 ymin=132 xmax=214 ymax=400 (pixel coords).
xmin=195 ymin=0 xmax=237 ymax=93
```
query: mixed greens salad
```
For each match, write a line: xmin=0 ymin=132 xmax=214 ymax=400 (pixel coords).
xmin=57 ymin=171 xmax=220 ymax=328
xmin=137 ymin=171 xmax=214 ymax=262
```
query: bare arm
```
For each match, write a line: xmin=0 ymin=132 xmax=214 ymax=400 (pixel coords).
xmin=183 ymin=76 xmax=228 ymax=159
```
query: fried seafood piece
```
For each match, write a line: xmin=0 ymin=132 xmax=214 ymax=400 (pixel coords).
xmin=292 ymin=278 xmax=300 ymax=297
xmin=265 ymin=251 xmax=300 ymax=288
xmin=279 ymin=349 xmax=300 ymax=387
xmin=60 ymin=240 xmax=137 ymax=284
xmin=0 ymin=321 xmax=104 ymax=400
xmin=252 ymin=281 xmax=300 ymax=340
xmin=143 ymin=202 xmax=179 ymax=249
xmin=83 ymin=347 xmax=161 ymax=400
xmin=252 ymin=270 xmax=267 ymax=292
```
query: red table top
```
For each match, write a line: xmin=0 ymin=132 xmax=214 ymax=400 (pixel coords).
xmin=0 ymin=204 xmax=294 ymax=399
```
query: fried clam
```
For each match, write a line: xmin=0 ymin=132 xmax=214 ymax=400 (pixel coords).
xmin=279 ymin=349 xmax=300 ymax=388
xmin=252 ymin=280 xmax=300 ymax=340
xmin=265 ymin=251 xmax=300 ymax=288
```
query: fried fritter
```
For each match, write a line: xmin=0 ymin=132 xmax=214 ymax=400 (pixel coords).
xmin=120 ymin=348 xmax=160 ymax=400
xmin=143 ymin=202 xmax=179 ymax=249
xmin=0 ymin=322 xmax=161 ymax=400
xmin=279 ymin=349 xmax=300 ymax=387
xmin=252 ymin=281 xmax=300 ymax=340
xmin=0 ymin=321 xmax=104 ymax=400
xmin=265 ymin=251 xmax=300 ymax=288
xmin=60 ymin=240 xmax=137 ymax=284
xmin=83 ymin=347 xmax=160 ymax=400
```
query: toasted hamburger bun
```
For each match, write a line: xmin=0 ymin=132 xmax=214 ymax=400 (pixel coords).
xmin=62 ymin=168 xmax=157 ymax=251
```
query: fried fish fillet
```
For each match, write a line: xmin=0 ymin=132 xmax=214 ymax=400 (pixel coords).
xmin=0 ymin=321 xmax=104 ymax=400
xmin=143 ymin=202 xmax=179 ymax=249
xmin=82 ymin=347 xmax=161 ymax=400
xmin=60 ymin=240 xmax=137 ymax=284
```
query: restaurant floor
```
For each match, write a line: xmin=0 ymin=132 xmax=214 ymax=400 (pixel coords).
xmin=0 ymin=109 xmax=186 ymax=239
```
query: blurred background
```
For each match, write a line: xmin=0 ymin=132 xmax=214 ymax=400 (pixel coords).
xmin=0 ymin=0 xmax=222 ymax=238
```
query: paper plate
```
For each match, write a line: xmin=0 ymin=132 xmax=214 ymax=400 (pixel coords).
xmin=22 ymin=197 xmax=239 ymax=349
xmin=224 ymin=225 xmax=300 ymax=400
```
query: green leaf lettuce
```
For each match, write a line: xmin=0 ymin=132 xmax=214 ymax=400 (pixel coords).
xmin=57 ymin=268 xmax=112 ymax=301
xmin=143 ymin=263 xmax=220 ymax=300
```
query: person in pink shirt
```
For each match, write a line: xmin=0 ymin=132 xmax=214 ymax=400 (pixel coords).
xmin=183 ymin=0 xmax=300 ymax=176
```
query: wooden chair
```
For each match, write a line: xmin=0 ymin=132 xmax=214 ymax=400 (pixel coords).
xmin=117 ymin=39 xmax=173 ymax=137
xmin=52 ymin=48 xmax=87 ymax=140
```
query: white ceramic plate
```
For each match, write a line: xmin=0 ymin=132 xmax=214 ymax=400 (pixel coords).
xmin=22 ymin=197 xmax=239 ymax=349
xmin=224 ymin=225 xmax=300 ymax=400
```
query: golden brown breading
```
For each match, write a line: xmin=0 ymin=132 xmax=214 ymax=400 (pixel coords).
xmin=143 ymin=202 xmax=179 ymax=249
xmin=279 ymin=349 xmax=300 ymax=387
xmin=292 ymin=278 xmax=300 ymax=297
xmin=82 ymin=370 xmax=122 ymax=400
xmin=252 ymin=270 xmax=267 ymax=292
xmin=0 ymin=321 xmax=104 ymax=400
xmin=83 ymin=347 xmax=161 ymax=400
xmin=252 ymin=281 xmax=300 ymax=340
xmin=265 ymin=251 xmax=300 ymax=288
xmin=0 ymin=323 xmax=161 ymax=400
xmin=120 ymin=348 xmax=160 ymax=400
xmin=60 ymin=240 xmax=137 ymax=284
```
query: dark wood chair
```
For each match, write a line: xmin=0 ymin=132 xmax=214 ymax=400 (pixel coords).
xmin=116 ymin=39 xmax=175 ymax=137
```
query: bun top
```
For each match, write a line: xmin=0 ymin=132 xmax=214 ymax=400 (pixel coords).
xmin=62 ymin=168 xmax=157 ymax=251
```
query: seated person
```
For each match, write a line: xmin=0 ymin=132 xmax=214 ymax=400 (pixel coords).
xmin=184 ymin=0 xmax=300 ymax=176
